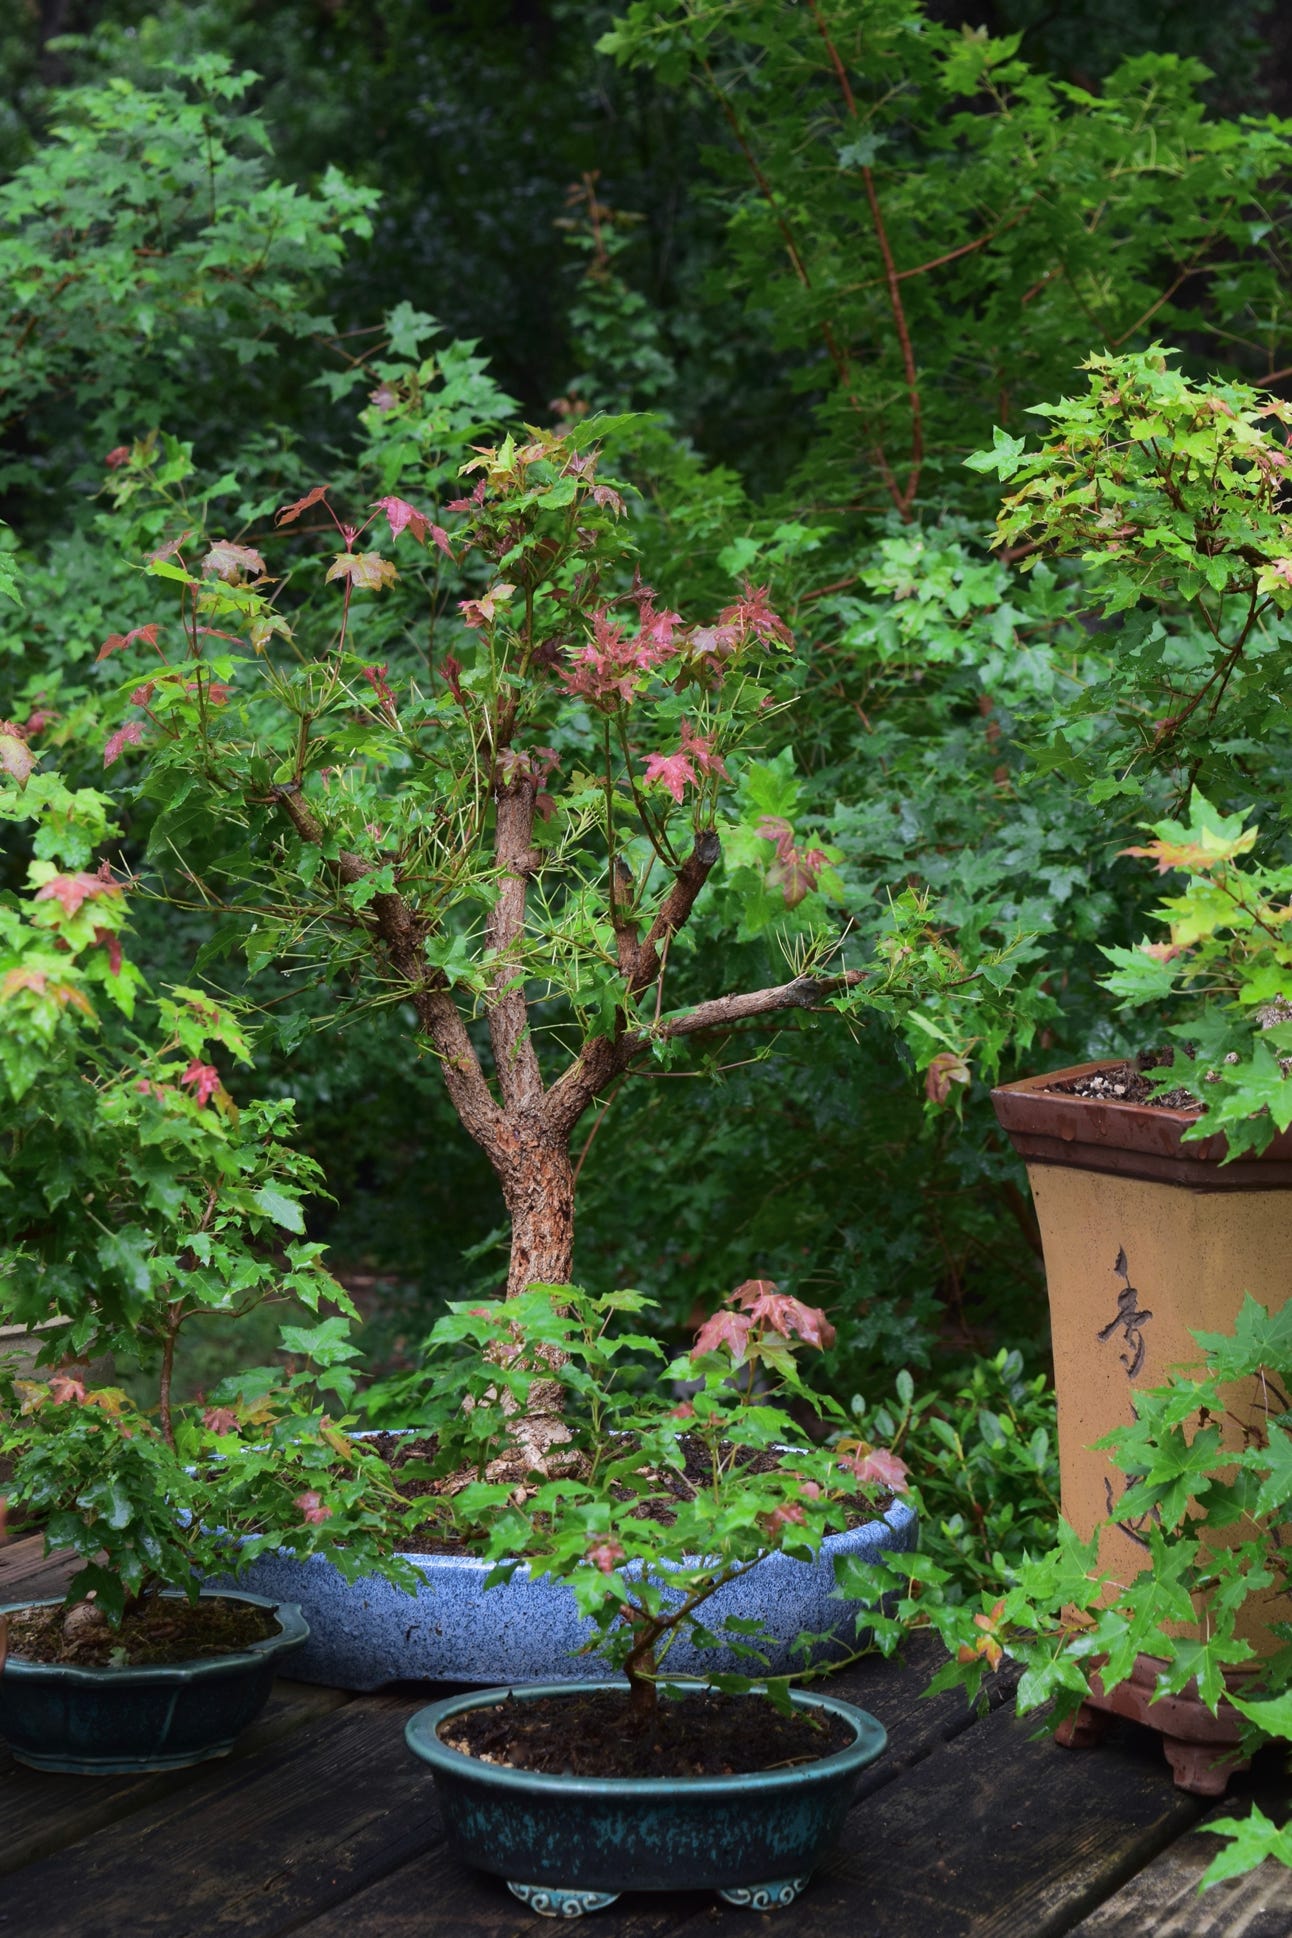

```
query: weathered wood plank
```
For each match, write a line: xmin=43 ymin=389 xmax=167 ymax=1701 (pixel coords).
xmin=0 ymin=1680 xmax=352 ymax=1878
xmin=740 ymin=1708 xmax=1209 ymax=1938
xmin=0 ymin=1532 xmax=79 ymax=1602
xmin=0 ymin=1692 xmax=438 ymax=1938
xmin=1067 ymin=1784 xmax=1292 ymax=1936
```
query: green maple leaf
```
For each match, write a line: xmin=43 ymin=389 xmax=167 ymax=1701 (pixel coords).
xmin=1200 ymin=1804 xmax=1292 ymax=1889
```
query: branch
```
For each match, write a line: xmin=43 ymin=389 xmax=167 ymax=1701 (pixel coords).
xmin=638 ymin=970 xmax=867 ymax=1045
xmin=544 ymin=830 xmax=723 ymax=1137
xmin=271 ymin=786 xmax=508 ymax=1158
xmin=485 ymin=786 xmax=545 ymax=1113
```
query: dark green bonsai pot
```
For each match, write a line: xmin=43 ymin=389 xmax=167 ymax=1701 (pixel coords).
xmin=405 ymin=1680 xmax=886 ymax=1917
xmin=0 ymin=1591 xmax=308 ymax=1774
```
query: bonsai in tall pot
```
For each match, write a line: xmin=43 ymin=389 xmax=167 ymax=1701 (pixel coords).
xmin=973 ymin=349 xmax=1292 ymax=1776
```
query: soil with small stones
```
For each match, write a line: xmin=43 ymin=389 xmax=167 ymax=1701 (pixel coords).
xmin=6 ymin=1595 xmax=280 ymax=1667
xmin=1048 ymin=1051 xmax=1198 ymax=1112
xmin=441 ymin=1686 xmax=855 ymax=1778
xmin=366 ymin=1431 xmax=892 ymax=1555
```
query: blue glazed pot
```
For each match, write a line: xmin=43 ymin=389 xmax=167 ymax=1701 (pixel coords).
xmin=405 ymin=1680 xmax=887 ymax=1916
xmin=221 ymin=1495 xmax=917 ymax=1691
xmin=0 ymin=1591 xmax=308 ymax=1774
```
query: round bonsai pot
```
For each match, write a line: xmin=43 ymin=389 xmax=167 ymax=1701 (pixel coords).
xmin=0 ymin=1590 xmax=308 ymax=1774
xmin=405 ymin=1680 xmax=887 ymax=1916
xmin=219 ymin=1496 xmax=918 ymax=1691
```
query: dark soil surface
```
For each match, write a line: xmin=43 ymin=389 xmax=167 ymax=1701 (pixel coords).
xmin=440 ymin=1686 xmax=855 ymax=1778
xmin=1048 ymin=1052 xmax=1198 ymax=1112
xmin=367 ymin=1431 xmax=892 ymax=1555
xmin=7 ymin=1595 xmax=280 ymax=1667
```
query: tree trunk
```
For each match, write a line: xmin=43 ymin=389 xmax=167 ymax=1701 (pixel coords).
xmin=500 ymin=1124 xmax=575 ymax=1301
xmin=485 ymin=1123 xmax=577 ymax=1474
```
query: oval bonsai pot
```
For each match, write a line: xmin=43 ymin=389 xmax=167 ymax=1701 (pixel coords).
xmin=218 ymin=1496 xmax=918 ymax=1691
xmin=405 ymin=1680 xmax=887 ymax=1915
xmin=0 ymin=1590 xmax=309 ymax=1774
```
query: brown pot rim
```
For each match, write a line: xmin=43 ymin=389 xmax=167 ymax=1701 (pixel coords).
xmin=991 ymin=1059 xmax=1292 ymax=1189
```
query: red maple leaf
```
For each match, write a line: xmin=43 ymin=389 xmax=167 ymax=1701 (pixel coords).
xmin=104 ymin=720 xmax=145 ymax=768
xmin=34 ymin=870 xmax=120 ymax=917
xmin=691 ymin=1308 xmax=754 ymax=1363
xmin=294 ymin=1491 xmax=333 ymax=1525
xmin=104 ymin=446 xmax=131 ymax=469
xmin=202 ymin=1407 xmax=241 ymax=1436
xmin=201 ymin=540 xmax=265 ymax=583
xmin=737 ymin=1283 xmax=837 ymax=1352
xmin=92 ymin=927 xmax=123 ymax=977
xmin=372 ymin=495 xmax=431 ymax=545
xmin=48 ymin=1376 xmax=86 ymax=1406
xmin=586 ymin=1541 xmax=626 ymax=1575
xmin=97 ymin=623 xmax=161 ymax=663
xmin=179 ymin=1060 xmax=220 ymax=1106
xmin=276 ymin=485 xmax=331 ymax=527
xmin=642 ymin=750 xmax=698 ymax=803
xmin=839 ymin=1447 xmax=910 ymax=1492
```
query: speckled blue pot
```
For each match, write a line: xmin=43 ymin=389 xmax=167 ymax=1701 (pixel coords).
xmin=219 ymin=1496 xmax=917 ymax=1691
xmin=0 ymin=1591 xmax=308 ymax=1774
xmin=405 ymin=1680 xmax=887 ymax=1915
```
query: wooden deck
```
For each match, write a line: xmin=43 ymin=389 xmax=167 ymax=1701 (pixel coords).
xmin=2 ymin=1535 xmax=1290 ymax=1938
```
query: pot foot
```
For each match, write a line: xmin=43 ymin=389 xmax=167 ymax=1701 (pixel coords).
xmin=718 ymin=1876 xmax=810 ymax=1910
xmin=1161 ymin=1735 xmax=1250 ymax=1798
xmin=1054 ymin=1701 xmax=1113 ymax=1752
xmin=506 ymin=1882 xmax=621 ymax=1917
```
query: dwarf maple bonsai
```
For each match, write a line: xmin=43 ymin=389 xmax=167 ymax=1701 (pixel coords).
xmin=98 ymin=421 xmax=987 ymax=1459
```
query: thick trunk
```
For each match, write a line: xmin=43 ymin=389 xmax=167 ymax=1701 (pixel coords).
xmin=484 ymin=1125 xmax=577 ymax=1475
xmin=500 ymin=1127 xmax=575 ymax=1300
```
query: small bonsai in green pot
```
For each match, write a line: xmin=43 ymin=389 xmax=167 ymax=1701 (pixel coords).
xmin=0 ymin=762 xmax=412 ymax=1772
xmin=402 ymin=1278 xmax=906 ymax=1915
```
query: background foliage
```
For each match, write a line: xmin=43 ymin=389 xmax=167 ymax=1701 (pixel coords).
xmin=3 ymin=0 xmax=1291 ymax=1424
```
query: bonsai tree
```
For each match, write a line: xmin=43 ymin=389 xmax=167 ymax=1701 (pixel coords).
xmin=94 ymin=417 xmax=1014 ymax=1458
xmin=401 ymin=1277 xmax=908 ymax=1723
xmin=0 ymin=756 xmax=411 ymax=1643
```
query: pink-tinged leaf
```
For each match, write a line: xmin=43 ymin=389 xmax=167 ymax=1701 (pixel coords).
xmin=97 ymin=623 xmax=161 ymax=663
xmin=368 ymin=383 xmax=398 ymax=414
xmin=92 ymin=927 xmax=123 ymax=977
xmin=201 ymin=540 xmax=266 ymax=583
xmin=1 ymin=968 xmax=47 ymax=999
xmin=104 ymin=719 xmax=145 ymax=768
xmin=458 ymin=583 xmax=515 ymax=628
xmin=326 ymin=551 xmax=399 ymax=592
xmin=731 ymin=1278 xmax=780 ymax=1309
xmin=641 ymin=750 xmax=698 ymax=804
xmin=0 ymin=722 xmax=34 ymax=790
xmin=48 ymin=1376 xmax=86 ymax=1406
xmin=294 ymin=1490 xmax=333 ymax=1525
xmin=24 ymin=707 xmax=53 ymax=735
xmin=586 ymin=1541 xmax=626 ymax=1575
xmin=669 ymin=1401 xmax=696 ymax=1421
xmin=691 ymin=1308 xmax=754 ymax=1363
xmin=276 ymin=485 xmax=331 ymax=527
xmin=34 ymin=870 xmax=121 ymax=917
xmin=179 ymin=1060 xmax=220 ymax=1107
xmin=148 ymin=533 xmax=191 ymax=566
xmin=440 ymin=653 xmax=465 ymax=704
xmin=372 ymin=495 xmax=430 ymax=545
xmin=740 ymin=1286 xmax=836 ymax=1353
xmin=202 ymin=1407 xmax=241 ymax=1436
xmin=719 ymin=581 xmax=793 ymax=647
xmin=679 ymin=720 xmax=728 ymax=778
xmin=135 ymin=1078 xmax=169 ymax=1100
xmin=762 ymin=1500 xmax=807 ymax=1536
xmin=429 ymin=524 xmax=455 ymax=560
xmin=130 ymin=682 xmax=156 ymax=707
xmin=104 ymin=446 xmax=131 ymax=469
xmin=839 ymin=1447 xmax=910 ymax=1492
xmin=591 ymin=484 xmax=625 ymax=517
xmin=924 ymin=1050 xmax=972 ymax=1106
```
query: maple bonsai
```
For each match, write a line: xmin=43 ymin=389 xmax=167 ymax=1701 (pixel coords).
xmin=98 ymin=422 xmax=993 ymax=1460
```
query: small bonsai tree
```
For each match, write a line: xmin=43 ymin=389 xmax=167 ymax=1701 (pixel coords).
xmin=0 ymin=758 xmax=409 ymax=1644
xmin=94 ymin=418 xmax=1013 ymax=1459
xmin=404 ymin=1278 xmax=908 ymax=1723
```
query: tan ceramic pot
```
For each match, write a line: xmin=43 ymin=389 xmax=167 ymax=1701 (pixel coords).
xmin=993 ymin=1061 xmax=1292 ymax=1792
